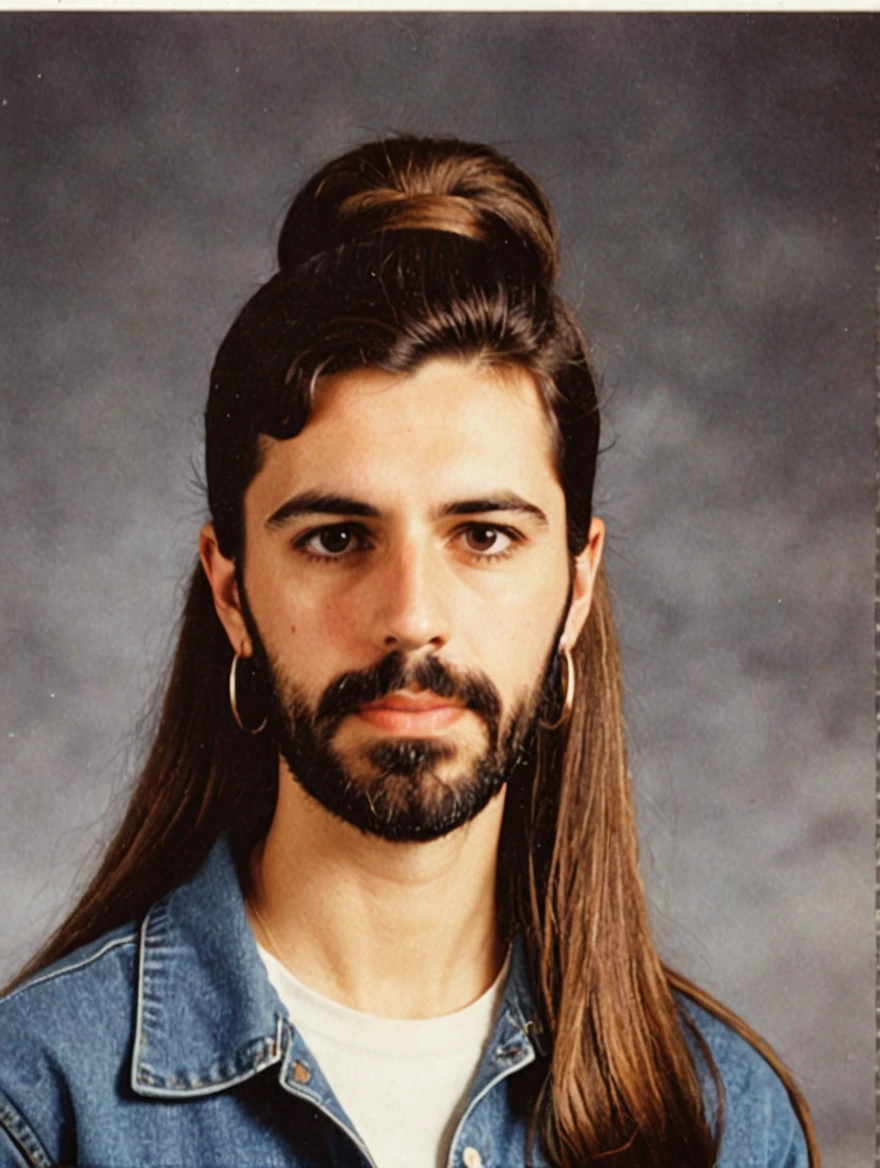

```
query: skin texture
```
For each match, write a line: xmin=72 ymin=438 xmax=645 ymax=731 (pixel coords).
xmin=200 ymin=357 xmax=604 ymax=1018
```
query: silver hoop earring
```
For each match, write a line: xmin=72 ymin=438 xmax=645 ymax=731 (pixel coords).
xmin=229 ymin=652 xmax=267 ymax=735
xmin=540 ymin=642 xmax=575 ymax=731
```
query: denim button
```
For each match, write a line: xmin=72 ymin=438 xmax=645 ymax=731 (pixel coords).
xmin=462 ymin=1147 xmax=483 ymax=1168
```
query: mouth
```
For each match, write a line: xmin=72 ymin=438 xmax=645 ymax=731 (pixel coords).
xmin=355 ymin=690 xmax=467 ymax=735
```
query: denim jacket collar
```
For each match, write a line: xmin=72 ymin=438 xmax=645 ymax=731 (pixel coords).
xmin=130 ymin=835 xmax=543 ymax=1107
xmin=131 ymin=836 xmax=284 ymax=1097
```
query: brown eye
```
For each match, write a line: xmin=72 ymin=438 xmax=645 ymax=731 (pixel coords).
xmin=466 ymin=525 xmax=501 ymax=552
xmin=317 ymin=527 xmax=353 ymax=554
xmin=460 ymin=525 xmax=516 ymax=557
xmin=299 ymin=524 xmax=369 ymax=559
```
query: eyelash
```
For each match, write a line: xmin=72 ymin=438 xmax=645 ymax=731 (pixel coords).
xmin=457 ymin=523 xmax=522 ymax=563
xmin=293 ymin=522 xmax=524 ymax=565
xmin=294 ymin=523 xmax=373 ymax=563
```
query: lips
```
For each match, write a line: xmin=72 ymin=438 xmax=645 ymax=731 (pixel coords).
xmin=355 ymin=691 xmax=467 ymax=734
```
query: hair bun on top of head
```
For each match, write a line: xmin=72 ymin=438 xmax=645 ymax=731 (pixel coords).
xmin=207 ymin=134 xmax=600 ymax=562
xmin=276 ymin=135 xmax=561 ymax=286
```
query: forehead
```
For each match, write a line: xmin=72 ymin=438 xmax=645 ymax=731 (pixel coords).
xmin=253 ymin=357 xmax=560 ymax=505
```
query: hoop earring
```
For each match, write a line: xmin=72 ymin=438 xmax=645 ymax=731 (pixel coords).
xmin=540 ymin=642 xmax=575 ymax=731
xmin=229 ymin=652 xmax=267 ymax=735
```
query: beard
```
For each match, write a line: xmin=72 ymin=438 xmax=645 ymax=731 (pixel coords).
xmin=247 ymin=633 xmax=549 ymax=843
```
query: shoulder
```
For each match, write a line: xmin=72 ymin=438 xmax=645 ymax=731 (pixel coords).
xmin=0 ymin=921 xmax=139 ymax=1028
xmin=0 ymin=923 xmax=140 ymax=1166
xmin=677 ymin=995 xmax=810 ymax=1168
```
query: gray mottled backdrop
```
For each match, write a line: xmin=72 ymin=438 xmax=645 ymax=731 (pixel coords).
xmin=0 ymin=14 xmax=874 ymax=1166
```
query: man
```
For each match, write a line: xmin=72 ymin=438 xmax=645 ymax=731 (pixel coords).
xmin=0 ymin=136 xmax=815 ymax=1168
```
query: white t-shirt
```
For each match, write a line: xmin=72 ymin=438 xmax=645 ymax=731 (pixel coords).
xmin=257 ymin=944 xmax=509 ymax=1168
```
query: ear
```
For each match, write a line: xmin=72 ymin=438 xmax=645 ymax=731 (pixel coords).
xmin=199 ymin=523 xmax=252 ymax=657
xmin=560 ymin=517 xmax=605 ymax=651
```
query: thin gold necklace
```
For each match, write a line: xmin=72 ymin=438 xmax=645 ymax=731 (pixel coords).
xmin=245 ymin=855 xmax=290 ymax=967
xmin=247 ymin=895 xmax=278 ymax=955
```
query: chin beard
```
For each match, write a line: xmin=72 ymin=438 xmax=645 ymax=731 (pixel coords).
xmin=260 ymin=648 xmax=541 ymax=843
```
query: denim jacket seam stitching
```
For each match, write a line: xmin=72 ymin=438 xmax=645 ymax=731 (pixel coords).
xmin=131 ymin=905 xmax=160 ymax=1089
xmin=132 ymin=1056 xmax=282 ymax=1098
xmin=0 ymin=1092 xmax=56 ymax=1168
xmin=1 ymin=935 xmax=138 ymax=1006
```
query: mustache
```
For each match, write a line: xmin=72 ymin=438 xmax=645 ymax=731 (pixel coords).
xmin=315 ymin=650 xmax=502 ymax=730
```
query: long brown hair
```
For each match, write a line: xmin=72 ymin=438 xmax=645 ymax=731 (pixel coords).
xmin=10 ymin=136 xmax=819 ymax=1167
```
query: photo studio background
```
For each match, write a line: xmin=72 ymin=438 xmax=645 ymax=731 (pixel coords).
xmin=1 ymin=14 xmax=874 ymax=1167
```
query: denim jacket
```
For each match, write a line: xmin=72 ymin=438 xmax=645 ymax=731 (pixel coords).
xmin=0 ymin=837 xmax=808 ymax=1167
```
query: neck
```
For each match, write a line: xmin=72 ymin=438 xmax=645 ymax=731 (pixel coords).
xmin=246 ymin=760 xmax=507 ymax=1019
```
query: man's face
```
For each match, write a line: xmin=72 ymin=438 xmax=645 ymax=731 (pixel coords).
xmin=211 ymin=357 xmax=602 ymax=841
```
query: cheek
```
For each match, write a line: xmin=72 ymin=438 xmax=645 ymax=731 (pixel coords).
xmin=467 ymin=607 xmax=560 ymax=706
xmin=265 ymin=589 xmax=362 ymax=665
xmin=468 ymin=566 xmax=568 ymax=653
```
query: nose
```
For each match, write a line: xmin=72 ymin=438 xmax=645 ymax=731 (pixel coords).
xmin=368 ymin=540 xmax=451 ymax=654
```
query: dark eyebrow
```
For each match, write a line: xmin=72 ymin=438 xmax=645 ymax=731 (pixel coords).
xmin=437 ymin=493 xmax=548 ymax=527
xmin=266 ymin=491 xmax=380 ymax=528
xmin=266 ymin=489 xmax=549 ymax=530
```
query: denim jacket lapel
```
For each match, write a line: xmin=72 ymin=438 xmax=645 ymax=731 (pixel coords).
xmin=131 ymin=836 xmax=284 ymax=1098
xmin=128 ymin=833 xmax=549 ymax=1165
